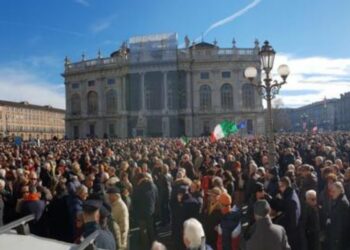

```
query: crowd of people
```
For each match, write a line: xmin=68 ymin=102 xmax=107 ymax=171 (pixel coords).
xmin=0 ymin=132 xmax=350 ymax=250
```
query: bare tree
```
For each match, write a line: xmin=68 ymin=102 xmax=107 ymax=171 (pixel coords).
xmin=272 ymin=98 xmax=292 ymax=132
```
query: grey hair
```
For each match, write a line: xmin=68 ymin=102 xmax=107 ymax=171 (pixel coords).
xmin=151 ymin=241 xmax=167 ymax=250
xmin=76 ymin=185 xmax=88 ymax=195
xmin=333 ymin=181 xmax=345 ymax=194
xmin=183 ymin=218 xmax=205 ymax=249
xmin=305 ymin=189 xmax=317 ymax=199
xmin=0 ymin=169 xmax=6 ymax=178
xmin=0 ymin=179 xmax=5 ymax=189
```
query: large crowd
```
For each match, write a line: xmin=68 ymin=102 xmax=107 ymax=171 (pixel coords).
xmin=0 ymin=132 xmax=350 ymax=250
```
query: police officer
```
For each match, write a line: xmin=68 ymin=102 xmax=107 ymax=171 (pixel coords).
xmin=81 ymin=199 xmax=116 ymax=250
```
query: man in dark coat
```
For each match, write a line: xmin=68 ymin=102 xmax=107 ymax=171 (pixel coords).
xmin=173 ymin=185 xmax=201 ymax=250
xmin=157 ymin=164 xmax=173 ymax=226
xmin=132 ymin=173 xmax=158 ymax=249
xmin=47 ymin=183 xmax=71 ymax=242
xmin=280 ymin=148 xmax=295 ymax=177
xmin=246 ymin=200 xmax=291 ymax=250
xmin=68 ymin=184 xmax=88 ymax=242
xmin=328 ymin=182 xmax=350 ymax=250
xmin=19 ymin=186 xmax=46 ymax=236
xmin=301 ymin=190 xmax=320 ymax=250
xmin=298 ymin=165 xmax=318 ymax=203
xmin=180 ymin=154 xmax=196 ymax=180
xmin=278 ymin=177 xmax=301 ymax=250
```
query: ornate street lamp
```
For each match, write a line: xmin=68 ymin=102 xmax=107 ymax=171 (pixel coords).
xmin=244 ymin=41 xmax=290 ymax=168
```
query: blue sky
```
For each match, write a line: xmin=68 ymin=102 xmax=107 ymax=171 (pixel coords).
xmin=0 ymin=0 xmax=350 ymax=108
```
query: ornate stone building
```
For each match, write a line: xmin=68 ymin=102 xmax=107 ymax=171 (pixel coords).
xmin=63 ymin=33 xmax=265 ymax=138
xmin=0 ymin=100 xmax=65 ymax=140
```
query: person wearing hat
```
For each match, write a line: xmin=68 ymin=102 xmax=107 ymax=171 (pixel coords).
xmin=246 ymin=200 xmax=291 ymax=250
xmin=245 ymin=182 xmax=272 ymax=226
xmin=107 ymin=186 xmax=129 ymax=250
xmin=81 ymin=199 xmax=116 ymax=250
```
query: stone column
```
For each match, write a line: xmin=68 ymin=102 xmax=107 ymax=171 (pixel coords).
xmin=119 ymin=116 xmax=128 ymax=138
xmin=186 ymin=72 xmax=191 ymax=110
xmin=97 ymin=77 xmax=105 ymax=116
xmin=185 ymin=116 xmax=193 ymax=136
xmin=140 ymin=73 xmax=145 ymax=112
xmin=120 ymin=76 xmax=126 ymax=111
xmin=81 ymin=80 xmax=87 ymax=116
xmin=162 ymin=117 xmax=170 ymax=137
xmin=163 ymin=71 xmax=168 ymax=111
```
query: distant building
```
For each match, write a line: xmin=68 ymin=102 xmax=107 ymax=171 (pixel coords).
xmin=288 ymin=98 xmax=339 ymax=132
xmin=63 ymin=33 xmax=265 ymax=138
xmin=336 ymin=92 xmax=350 ymax=130
xmin=0 ymin=100 xmax=65 ymax=140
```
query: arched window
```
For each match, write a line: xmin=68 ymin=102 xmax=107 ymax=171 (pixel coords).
xmin=87 ymin=91 xmax=98 ymax=115
xmin=242 ymin=84 xmax=255 ymax=109
xmin=221 ymin=83 xmax=233 ymax=110
xmin=199 ymin=85 xmax=212 ymax=110
xmin=71 ymin=94 xmax=81 ymax=115
xmin=106 ymin=89 xmax=117 ymax=114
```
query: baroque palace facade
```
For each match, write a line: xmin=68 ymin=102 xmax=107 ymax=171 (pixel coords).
xmin=63 ymin=33 xmax=265 ymax=138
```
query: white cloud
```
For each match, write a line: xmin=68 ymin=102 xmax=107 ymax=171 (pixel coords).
xmin=269 ymin=54 xmax=350 ymax=108
xmin=75 ymin=0 xmax=90 ymax=7
xmin=0 ymin=67 xmax=65 ymax=109
xmin=91 ymin=15 xmax=118 ymax=34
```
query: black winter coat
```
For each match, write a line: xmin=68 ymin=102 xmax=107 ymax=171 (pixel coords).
xmin=329 ymin=194 xmax=350 ymax=250
xmin=301 ymin=204 xmax=320 ymax=250
xmin=132 ymin=179 xmax=158 ymax=220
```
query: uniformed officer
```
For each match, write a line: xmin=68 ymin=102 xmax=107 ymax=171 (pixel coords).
xmin=82 ymin=199 xmax=116 ymax=250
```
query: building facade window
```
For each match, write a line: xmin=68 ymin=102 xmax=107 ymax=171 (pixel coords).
xmin=108 ymin=124 xmax=115 ymax=136
xmin=71 ymin=94 xmax=81 ymax=115
xmin=242 ymin=84 xmax=255 ymax=109
xmin=199 ymin=85 xmax=212 ymax=110
xmin=88 ymin=80 xmax=95 ymax=87
xmin=107 ymin=78 xmax=116 ymax=85
xmin=200 ymin=72 xmax=210 ymax=80
xmin=222 ymin=71 xmax=231 ymax=78
xmin=221 ymin=83 xmax=233 ymax=110
xmin=167 ymin=79 xmax=186 ymax=110
xmin=89 ymin=124 xmax=95 ymax=137
xmin=106 ymin=89 xmax=117 ymax=114
xmin=72 ymin=83 xmax=79 ymax=89
xmin=87 ymin=91 xmax=98 ymax=115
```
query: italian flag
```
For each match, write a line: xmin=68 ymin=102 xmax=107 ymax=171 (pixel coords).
xmin=210 ymin=120 xmax=238 ymax=142
xmin=179 ymin=136 xmax=190 ymax=146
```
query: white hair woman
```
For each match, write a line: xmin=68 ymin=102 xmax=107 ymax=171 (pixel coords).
xmin=183 ymin=218 xmax=209 ymax=250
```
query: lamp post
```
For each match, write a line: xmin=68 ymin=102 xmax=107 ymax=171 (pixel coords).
xmin=244 ymin=41 xmax=290 ymax=168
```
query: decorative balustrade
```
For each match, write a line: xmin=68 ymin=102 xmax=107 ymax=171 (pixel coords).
xmin=65 ymin=48 xmax=258 ymax=72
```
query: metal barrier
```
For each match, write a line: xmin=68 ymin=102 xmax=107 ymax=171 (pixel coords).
xmin=0 ymin=214 xmax=35 ymax=235
xmin=70 ymin=231 xmax=99 ymax=250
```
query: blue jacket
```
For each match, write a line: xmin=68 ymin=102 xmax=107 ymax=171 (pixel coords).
xmin=83 ymin=221 xmax=116 ymax=250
